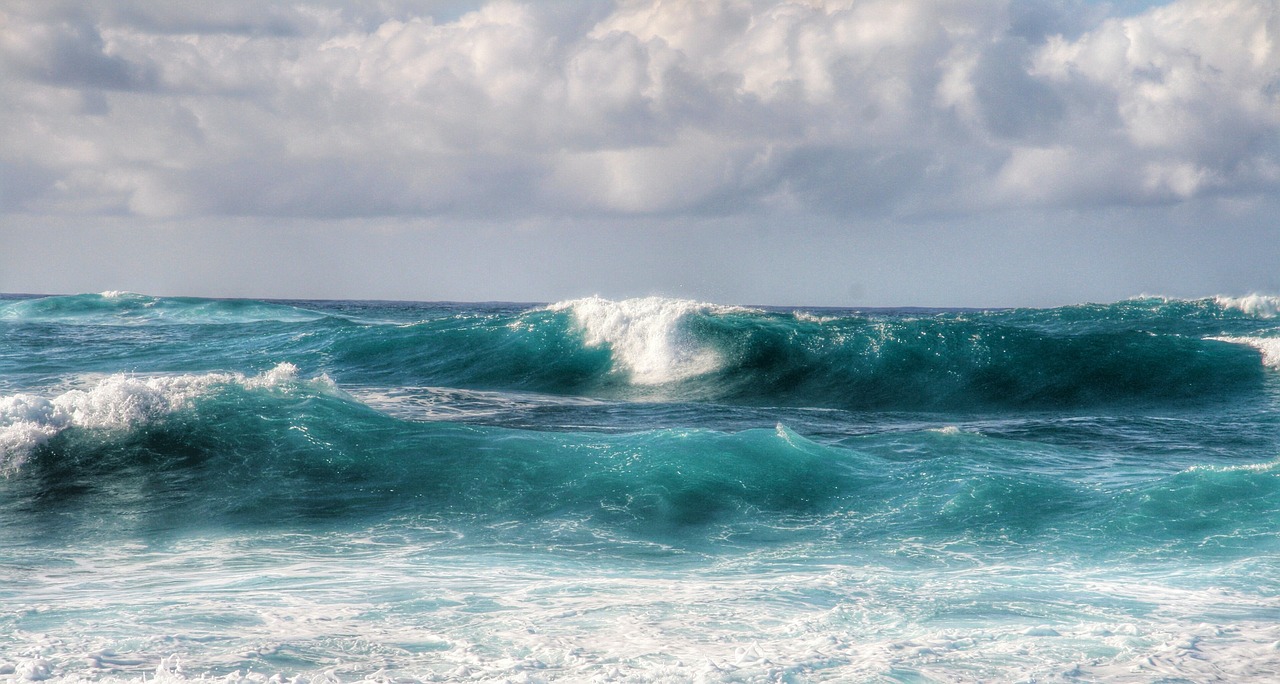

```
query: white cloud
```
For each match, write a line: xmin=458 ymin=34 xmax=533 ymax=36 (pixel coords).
xmin=0 ymin=0 xmax=1276 ymax=219
xmin=1024 ymin=0 xmax=1280 ymax=203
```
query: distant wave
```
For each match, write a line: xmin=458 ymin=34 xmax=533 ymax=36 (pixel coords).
xmin=3 ymin=293 xmax=1277 ymax=411
xmin=546 ymin=296 xmax=757 ymax=384
xmin=1213 ymin=294 xmax=1280 ymax=318
xmin=0 ymin=292 xmax=327 ymax=325
xmin=525 ymin=296 xmax=1268 ymax=409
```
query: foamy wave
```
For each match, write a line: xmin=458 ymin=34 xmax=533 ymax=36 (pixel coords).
xmin=1208 ymin=336 xmax=1280 ymax=369
xmin=0 ymin=363 xmax=320 ymax=472
xmin=1214 ymin=294 xmax=1280 ymax=318
xmin=793 ymin=311 xmax=840 ymax=324
xmin=548 ymin=297 xmax=746 ymax=385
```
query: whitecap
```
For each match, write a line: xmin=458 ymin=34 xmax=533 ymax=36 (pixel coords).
xmin=0 ymin=364 xmax=319 ymax=473
xmin=547 ymin=296 xmax=749 ymax=385
xmin=1214 ymin=294 xmax=1280 ymax=318
xmin=1208 ymin=336 xmax=1280 ymax=369
xmin=792 ymin=311 xmax=839 ymax=324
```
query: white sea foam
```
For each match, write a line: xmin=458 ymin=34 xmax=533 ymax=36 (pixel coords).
xmin=792 ymin=311 xmax=839 ymax=324
xmin=1130 ymin=293 xmax=1280 ymax=318
xmin=1214 ymin=294 xmax=1280 ymax=318
xmin=4 ymin=540 xmax=1279 ymax=684
xmin=0 ymin=363 xmax=320 ymax=473
xmin=349 ymin=385 xmax=604 ymax=422
xmin=548 ymin=297 xmax=748 ymax=385
xmin=1208 ymin=336 xmax=1280 ymax=369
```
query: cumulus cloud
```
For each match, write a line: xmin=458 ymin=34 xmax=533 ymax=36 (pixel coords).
xmin=0 ymin=0 xmax=1275 ymax=219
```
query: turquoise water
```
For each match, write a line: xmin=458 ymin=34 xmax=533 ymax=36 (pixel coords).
xmin=1 ymin=293 xmax=1278 ymax=682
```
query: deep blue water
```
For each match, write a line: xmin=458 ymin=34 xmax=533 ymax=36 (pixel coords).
xmin=1 ymin=292 xmax=1278 ymax=682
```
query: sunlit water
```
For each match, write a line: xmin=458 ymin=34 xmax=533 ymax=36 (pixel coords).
xmin=2 ymin=293 xmax=1278 ymax=682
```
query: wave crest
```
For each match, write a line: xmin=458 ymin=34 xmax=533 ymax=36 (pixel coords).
xmin=547 ymin=296 xmax=747 ymax=385
xmin=0 ymin=363 xmax=320 ymax=472
xmin=1209 ymin=336 xmax=1280 ymax=369
xmin=1214 ymin=294 xmax=1280 ymax=318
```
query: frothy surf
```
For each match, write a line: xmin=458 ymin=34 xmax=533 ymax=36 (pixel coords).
xmin=2 ymin=547 xmax=1277 ymax=683
xmin=546 ymin=296 xmax=748 ymax=384
xmin=1214 ymin=293 xmax=1280 ymax=318
xmin=0 ymin=363 xmax=325 ymax=471
xmin=1209 ymin=335 xmax=1280 ymax=369
xmin=3 ymin=293 xmax=1280 ymax=683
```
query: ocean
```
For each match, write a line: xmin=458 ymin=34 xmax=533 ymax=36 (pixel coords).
xmin=1 ymin=292 xmax=1277 ymax=682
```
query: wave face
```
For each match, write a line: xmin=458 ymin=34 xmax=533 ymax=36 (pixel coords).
xmin=103 ymin=293 xmax=1258 ymax=411
xmin=3 ymin=293 xmax=1280 ymax=682
xmin=4 ymin=371 xmax=1275 ymax=555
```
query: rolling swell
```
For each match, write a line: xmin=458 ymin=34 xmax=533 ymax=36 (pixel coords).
xmin=2 ymin=367 xmax=1276 ymax=560
xmin=676 ymin=310 xmax=1263 ymax=409
xmin=4 ymin=294 xmax=1274 ymax=411
xmin=4 ymin=292 xmax=1280 ymax=684
xmin=0 ymin=291 xmax=327 ymax=324
xmin=325 ymin=296 xmax=1270 ymax=410
xmin=0 ymin=368 xmax=863 ymax=531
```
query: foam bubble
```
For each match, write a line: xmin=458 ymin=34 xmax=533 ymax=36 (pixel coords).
xmin=1208 ymin=336 xmax=1280 ymax=369
xmin=548 ymin=297 xmax=746 ymax=385
xmin=1214 ymin=294 xmax=1280 ymax=318
xmin=0 ymin=364 xmax=316 ymax=473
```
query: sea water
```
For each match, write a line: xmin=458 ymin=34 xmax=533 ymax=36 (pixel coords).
xmin=1 ymin=292 xmax=1277 ymax=682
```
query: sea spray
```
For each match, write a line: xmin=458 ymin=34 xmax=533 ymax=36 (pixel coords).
xmin=547 ymin=296 xmax=743 ymax=384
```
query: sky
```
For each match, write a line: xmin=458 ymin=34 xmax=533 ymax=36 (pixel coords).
xmin=0 ymin=0 xmax=1277 ymax=306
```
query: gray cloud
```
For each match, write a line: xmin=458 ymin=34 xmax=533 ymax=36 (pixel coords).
xmin=0 ymin=0 xmax=1276 ymax=220
xmin=0 ymin=16 xmax=158 ymax=91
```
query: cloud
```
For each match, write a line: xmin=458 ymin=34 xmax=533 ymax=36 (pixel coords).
xmin=1023 ymin=0 xmax=1280 ymax=203
xmin=0 ymin=0 xmax=1276 ymax=220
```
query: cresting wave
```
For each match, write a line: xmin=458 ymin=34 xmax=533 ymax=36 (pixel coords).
xmin=4 ymin=293 xmax=1280 ymax=684
xmin=2 ymin=371 xmax=1276 ymax=558
xmin=0 ymin=363 xmax=327 ymax=471
xmin=1209 ymin=336 xmax=1280 ymax=369
xmin=546 ymin=296 xmax=752 ymax=384
xmin=530 ymin=295 xmax=1275 ymax=408
xmin=1214 ymin=293 xmax=1280 ymax=318
xmin=4 ymin=292 xmax=1279 ymax=410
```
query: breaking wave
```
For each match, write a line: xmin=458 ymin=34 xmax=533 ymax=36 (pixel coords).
xmin=0 ymin=363 xmax=327 ymax=471
xmin=5 ymin=293 xmax=1278 ymax=411
xmin=1 ymin=368 xmax=1275 ymax=559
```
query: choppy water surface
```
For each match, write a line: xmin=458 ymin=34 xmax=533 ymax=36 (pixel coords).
xmin=2 ymin=292 xmax=1278 ymax=682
